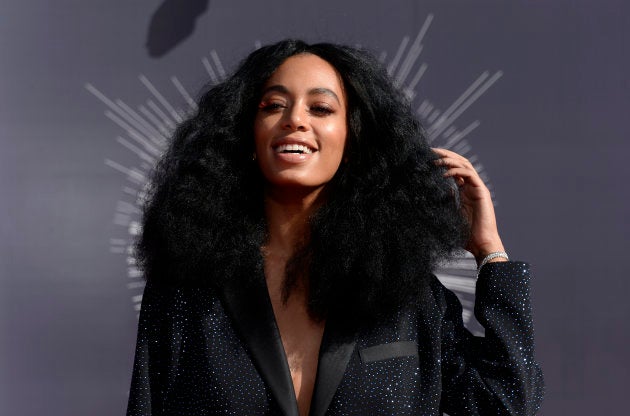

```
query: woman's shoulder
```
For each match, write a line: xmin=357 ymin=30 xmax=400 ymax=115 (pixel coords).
xmin=140 ymin=277 xmax=220 ymax=312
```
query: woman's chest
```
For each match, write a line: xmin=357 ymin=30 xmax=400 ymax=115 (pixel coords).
xmin=156 ymin=284 xmax=444 ymax=415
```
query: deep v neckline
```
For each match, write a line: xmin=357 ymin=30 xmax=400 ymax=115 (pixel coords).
xmin=266 ymin=284 xmax=324 ymax=416
xmin=218 ymin=270 xmax=357 ymax=416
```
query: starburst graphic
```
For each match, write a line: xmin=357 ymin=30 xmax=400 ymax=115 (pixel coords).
xmin=89 ymin=14 xmax=502 ymax=333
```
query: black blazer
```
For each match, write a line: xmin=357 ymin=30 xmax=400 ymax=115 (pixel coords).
xmin=126 ymin=261 xmax=544 ymax=415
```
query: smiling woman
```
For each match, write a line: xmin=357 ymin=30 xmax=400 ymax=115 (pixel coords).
xmin=127 ymin=39 xmax=544 ymax=416
xmin=254 ymin=54 xmax=348 ymax=192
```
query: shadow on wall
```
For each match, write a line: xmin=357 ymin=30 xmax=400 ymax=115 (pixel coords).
xmin=146 ymin=0 xmax=210 ymax=58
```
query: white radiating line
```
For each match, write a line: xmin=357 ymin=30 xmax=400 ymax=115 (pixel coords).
xmin=438 ymin=282 xmax=475 ymax=295
xmin=395 ymin=14 xmax=432 ymax=88
xmin=414 ymin=13 xmax=434 ymax=49
xmin=462 ymin=309 xmax=472 ymax=323
xmin=438 ymin=261 xmax=476 ymax=271
xmin=395 ymin=45 xmax=423 ymax=88
xmin=429 ymin=71 xmax=503 ymax=140
xmin=254 ymin=40 xmax=262 ymax=49
xmin=476 ymin=170 xmax=488 ymax=186
xmin=427 ymin=72 xmax=489 ymax=135
xmin=202 ymin=57 xmax=220 ymax=84
xmin=105 ymin=159 xmax=147 ymax=184
xmin=105 ymin=111 xmax=161 ymax=156
xmin=453 ymin=140 xmax=471 ymax=155
xmin=387 ymin=36 xmax=409 ymax=76
xmin=427 ymin=109 xmax=441 ymax=124
xmin=436 ymin=275 xmax=479 ymax=287
xmin=116 ymin=137 xmax=158 ymax=164
xmin=442 ymin=120 xmax=480 ymax=148
xmin=423 ymin=103 xmax=435 ymax=119
xmin=117 ymin=200 xmax=141 ymax=215
xmin=123 ymin=186 xmax=139 ymax=197
xmin=114 ymin=212 xmax=131 ymax=226
xmin=127 ymin=281 xmax=146 ymax=289
xmin=395 ymin=39 xmax=423 ymax=88
xmin=403 ymin=63 xmax=428 ymax=99
xmin=443 ymin=126 xmax=456 ymax=139
xmin=139 ymin=105 xmax=172 ymax=136
xmin=132 ymin=294 xmax=143 ymax=303
xmin=171 ymin=76 xmax=198 ymax=112
xmin=436 ymin=275 xmax=476 ymax=294
xmin=86 ymin=83 xmax=161 ymax=144
xmin=210 ymin=50 xmax=226 ymax=79
xmin=417 ymin=100 xmax=429 ymax=116
xmin=85 ymin=83 xmax=126 ymax=116
xmin=146 ymin=100 xmax=176 ymax=130
xmin=439 ymin=278 xmax=476 ymax=292
xmin=437 ymin=267 xmax=475 ymax=274
xmin=418 ymin=100 xmax=434 ymax=119
xmin=128 ymin=267 xmax=143 ymax=278
xmin=116 ymin=100 xmax=168 ymax=144
xmin=378 ymin=51 xmax=387 ymax=63
xmin=139 ymin=74 xmax=183 ymax=123
xmin=394 ymin=45 xmax=422 ymax=86
xmin=109 ymin=99 xmax=165 ymax=145
xmin=128 ymin=221 xmax=142 ymax=236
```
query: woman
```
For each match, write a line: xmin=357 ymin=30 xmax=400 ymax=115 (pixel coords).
xmin=127 ymin=40 xmax=544 ymax=415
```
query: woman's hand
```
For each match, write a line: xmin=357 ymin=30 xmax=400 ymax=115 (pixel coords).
xmin=432 ymin=148 xmax=507 ymax=265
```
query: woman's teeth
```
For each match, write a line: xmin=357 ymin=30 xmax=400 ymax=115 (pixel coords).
xmin=275 ymin=144 xmax=314 ymax=154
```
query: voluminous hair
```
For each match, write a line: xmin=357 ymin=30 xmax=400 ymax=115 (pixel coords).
xmin=137 ymin=39 xmax=467 ymax=325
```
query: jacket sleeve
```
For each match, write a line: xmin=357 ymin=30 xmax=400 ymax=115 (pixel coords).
xmin=437 ymin=261 xmax=545 ymax=415
xmin=126 ymin=281 xmax=185 ymax=416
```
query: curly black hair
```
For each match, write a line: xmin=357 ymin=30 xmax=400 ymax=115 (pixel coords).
xmin=137 ymin=39 xmax=468 ymax=324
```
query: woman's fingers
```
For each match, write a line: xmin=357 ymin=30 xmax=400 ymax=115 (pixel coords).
xmin=431 ymin=147 xmax=505 ymax=262
xmin=433 ymin=150 xmax=487 ymax=193
xmin=432 ymin=148 xmax=476 ymax=172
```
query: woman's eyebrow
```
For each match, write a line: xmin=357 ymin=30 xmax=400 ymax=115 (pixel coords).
xmin=261 ymin=85 xmax=289 ymax=96
xmin=308 ymin=87 xmax=340 ymax=104
xmin=261 ymin=85 xmax=340 ymax=104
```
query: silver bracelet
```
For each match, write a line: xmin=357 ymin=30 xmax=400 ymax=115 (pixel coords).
xmin=477 ymin=251 xmax=509 ymax=275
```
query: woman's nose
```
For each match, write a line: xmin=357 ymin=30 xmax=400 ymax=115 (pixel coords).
xmin=283 ymin=105 xmax=308 ymax=131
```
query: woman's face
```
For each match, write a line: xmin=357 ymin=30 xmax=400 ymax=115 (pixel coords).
xmin=254 ymin=53 xmax=347 ymax=192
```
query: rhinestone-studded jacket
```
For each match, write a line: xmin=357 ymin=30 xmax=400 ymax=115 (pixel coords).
xmin=126 ymin=261 xmax=544 ymax=415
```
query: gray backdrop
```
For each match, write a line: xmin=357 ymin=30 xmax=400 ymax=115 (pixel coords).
xmin=1 ymin=0 xmax=628 ymax=414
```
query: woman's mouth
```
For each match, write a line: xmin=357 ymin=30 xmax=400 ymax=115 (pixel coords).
xmin=274 ymin=144 xmax=315 ymax=154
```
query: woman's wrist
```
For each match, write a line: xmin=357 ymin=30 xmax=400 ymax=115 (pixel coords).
xmin=472 ymin=240 xmax=506 ymax=266
xmin=476 ymin=251 xmax=509 ymax=276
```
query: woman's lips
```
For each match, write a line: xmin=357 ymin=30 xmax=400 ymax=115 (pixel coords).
xmin=274 ymin=144 xmax=314 ymax=154
xmin=273 ymin=149 xmax=314 ymax=163
xmin=271 ymin=141 xmax=317 ymax=163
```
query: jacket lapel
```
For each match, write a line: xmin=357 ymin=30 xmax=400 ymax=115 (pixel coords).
xmin=219 ymin=273 xmax=299 ymax=416
xmin=309 ymin=318 xmax=358 ymax=416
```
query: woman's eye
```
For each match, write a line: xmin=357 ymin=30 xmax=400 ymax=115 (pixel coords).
xmin=310 ymin=106 xmax=334 ymax=116
xmin=258 ymin=102 xmax=285 ymax=112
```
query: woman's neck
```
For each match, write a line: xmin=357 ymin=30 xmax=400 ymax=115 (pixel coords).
xmin=263 ymin=186 xmax=325 ymax=257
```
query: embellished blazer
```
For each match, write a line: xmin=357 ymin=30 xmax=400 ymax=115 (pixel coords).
xmin=126 ymin=261 xmax=544 ymax=415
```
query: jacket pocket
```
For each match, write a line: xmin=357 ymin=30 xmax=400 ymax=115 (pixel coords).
xmin=359 ymin=340 xmax=418 ymax=363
